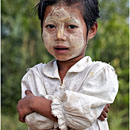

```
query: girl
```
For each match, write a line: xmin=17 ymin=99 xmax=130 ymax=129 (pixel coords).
xmin=17 ymin=0 xmax=118 ymax=130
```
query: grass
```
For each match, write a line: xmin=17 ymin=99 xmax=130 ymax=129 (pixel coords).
xmin=1 ymin=111 xmax=128 ymax=130
xmin=1 ymin=114 xmax=28 ymax=130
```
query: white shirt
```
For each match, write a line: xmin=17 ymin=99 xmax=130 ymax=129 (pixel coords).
xmin=21 ymin=56 xmax=118 ymax=130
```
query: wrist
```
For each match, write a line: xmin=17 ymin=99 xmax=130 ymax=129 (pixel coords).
xmin=31 ymin=96 xmax=57 ymax=121
xmin=31 ymin=96 xmax=46 ymax=112
xmin=29 ymin=96 xmax=39 ymax=111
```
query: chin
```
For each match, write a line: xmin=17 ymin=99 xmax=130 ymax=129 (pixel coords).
xmin=56 ymin=58 xmax=69 ymax=61
xmin=55 ymin=55 xmax=77 ymax=62
xmin=55 ymin=57 xmax=71 ymax=61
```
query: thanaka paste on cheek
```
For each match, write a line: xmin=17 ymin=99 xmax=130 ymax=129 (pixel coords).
xmin=42 ymin=5 xmax=86 ymax=61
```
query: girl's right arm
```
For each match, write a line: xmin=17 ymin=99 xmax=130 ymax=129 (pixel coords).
xmin=18 ymin=67 xmax=56 ymax=130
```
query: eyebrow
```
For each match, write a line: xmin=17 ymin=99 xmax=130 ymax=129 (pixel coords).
xmin=45 ymin=17 xmax=81 ymax=25
xmin=66 ymin=18 xmax=80 ymax=25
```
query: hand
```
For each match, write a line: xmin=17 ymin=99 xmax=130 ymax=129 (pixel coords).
xmin=98 ymin=104 xmax=110 ymax=121
xmin=17 ymin=90 xmax=35 ymax=122
xmin=17 ymin=90 xmax=57 ymax=122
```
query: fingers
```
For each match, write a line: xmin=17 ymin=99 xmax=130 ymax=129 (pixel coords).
xmin=16 ymin=103 xmax=25 ymax=122
xmin=18 ymin=109 xmax=25 ymax=122
xmin=17 ymin=98 xmax=29 ymax=123
xmin=25 ymin=90 xmax=33 ymax=96
xmin=98 ymin=111 xmax=107 ymax=121
xmin=107 ymin=104 xmax=110 ymax=108
xmin=17 ymin=91 xmax=34 ymax=123
xmin=104 ymin=104 xmax=110 ymax=113
xmin=102 ymin=111 xmax=107 ymax=118
xmin=98 ymin=104 xmax=110 ymax=121
xmin=98 ymin=115 xmax=105 ymax=121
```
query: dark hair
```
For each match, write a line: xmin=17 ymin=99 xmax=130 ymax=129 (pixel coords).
xmin=36 ymin=0 xmax=100 ymax=34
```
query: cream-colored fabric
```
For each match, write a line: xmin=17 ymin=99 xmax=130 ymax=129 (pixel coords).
xmin=21 ymin=56 xmax=118 ymax=130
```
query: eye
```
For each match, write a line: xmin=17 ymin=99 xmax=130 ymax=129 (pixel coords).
xmin=45 ymin=24 xmax=56 ymax=29
xmin=67 ymin=25 xmax=78 ymax=29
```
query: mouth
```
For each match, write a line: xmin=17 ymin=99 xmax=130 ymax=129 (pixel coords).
xmin=54 ymin=45 xmax=69 ymax=53
xmin=54 ymin=45 xmax=69 ymax=50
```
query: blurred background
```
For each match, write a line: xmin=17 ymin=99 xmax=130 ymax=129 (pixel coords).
xmin=1 ymin=0 xmax=129 ymax=130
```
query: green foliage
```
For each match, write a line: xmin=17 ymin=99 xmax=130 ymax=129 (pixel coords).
xmin=1 ymin=114 xmax=28 ymax=130
xmin=2 ymin=0 xmax=129 ymax=130
xmin=86 ymin=1 xmax=129 ymax=130
xmin=108 ymin=109 xmax=128 ymax=130
xmin=2 ymin=0 xmax=52 ymax=115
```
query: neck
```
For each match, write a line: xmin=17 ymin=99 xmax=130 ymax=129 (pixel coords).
xmin=57 ymin=55 xmax=84 ymax=83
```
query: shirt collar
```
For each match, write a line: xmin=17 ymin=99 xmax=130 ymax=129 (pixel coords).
xmin=42 ymin=56 xmax=92 ymax=78
xmin=42 ymin=59 xmax=60 ymax=79
xmin=68 ymin=56 xmax=92 ymax=72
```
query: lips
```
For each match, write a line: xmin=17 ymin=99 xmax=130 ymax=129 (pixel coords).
xmin=54 ymin=45 xmax=69 ymax=53
xmin=54 ymin=45 xmax=69 ymax=50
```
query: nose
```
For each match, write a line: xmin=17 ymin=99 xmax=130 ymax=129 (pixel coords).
xmin=56 ymin=26 xmax=66 ymax=41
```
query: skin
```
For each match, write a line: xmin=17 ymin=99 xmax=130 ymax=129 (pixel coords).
xmin=42 ymin=5 xmax=87 ymax=62
xmin=42 ymin=4 xmax=97 ymax=81
xmin=17 ymin=90 xmax=110 ymax=122
xmin=98 ymin=104 xmax=110 ymax=121
xmin=17 ymin=90 xmax=57 ymax=122
xmin=17 ymin=3 xmax=109 ymax=123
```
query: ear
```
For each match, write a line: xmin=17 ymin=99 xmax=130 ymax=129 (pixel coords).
xmin=88 ymin=22 xmax=98 ymax=40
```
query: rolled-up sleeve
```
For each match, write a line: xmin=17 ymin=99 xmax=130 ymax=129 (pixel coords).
xmin=51 ymin=64 xmax=118 ymax=130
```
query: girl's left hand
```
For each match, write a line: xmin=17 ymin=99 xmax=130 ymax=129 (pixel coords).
xmin=17 ymin=90 xmax=35 ymax=122
xmin=98 ymin=104 xmax=110 ymax=121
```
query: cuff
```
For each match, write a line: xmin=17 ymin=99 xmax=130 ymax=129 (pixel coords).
xmin=51 ymin=96 xmax=67 ymax=130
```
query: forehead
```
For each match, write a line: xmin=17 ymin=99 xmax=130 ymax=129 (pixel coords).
xmin=43 ymin=4 xmax=84 ymax=23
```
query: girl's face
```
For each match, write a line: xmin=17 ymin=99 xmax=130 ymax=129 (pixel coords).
xmin=42 ymin=3 xmax=88 ymax=61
